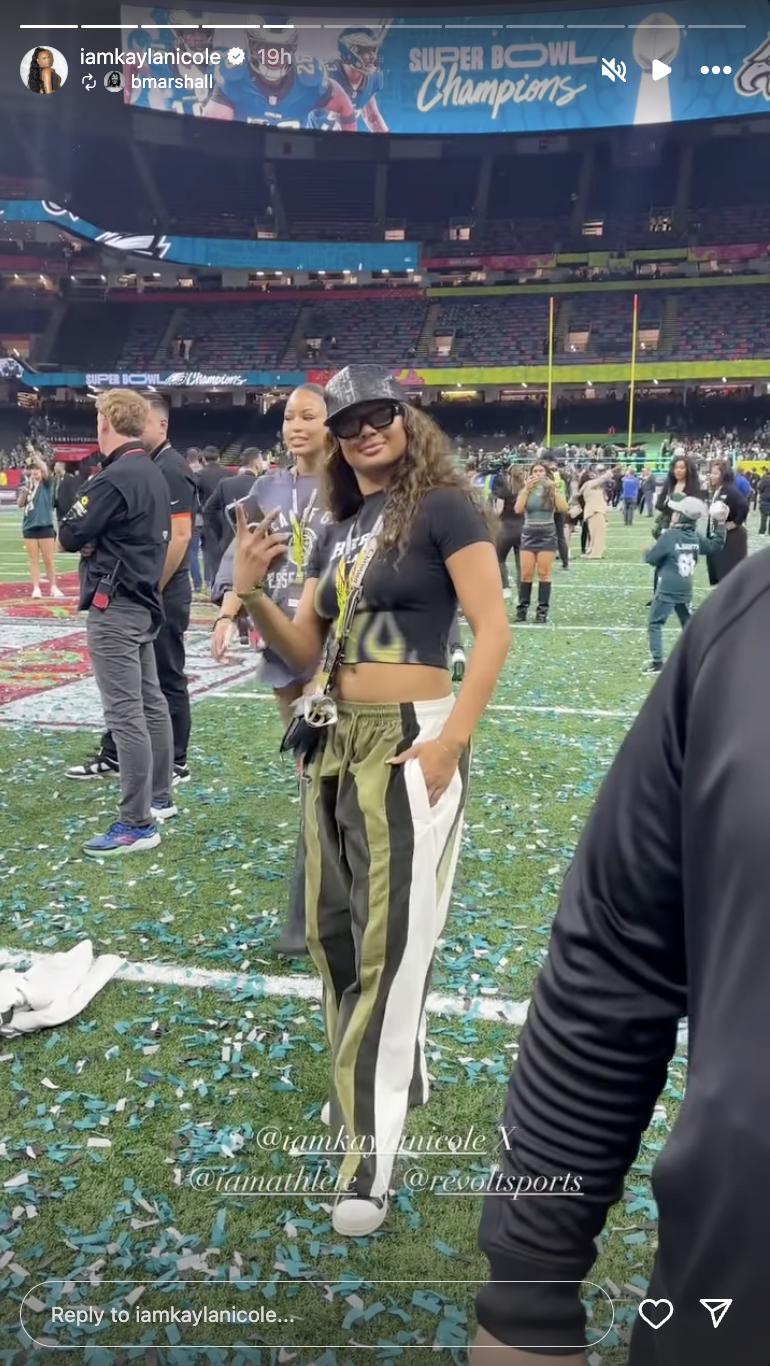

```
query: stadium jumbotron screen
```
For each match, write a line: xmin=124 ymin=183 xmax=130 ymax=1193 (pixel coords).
xmin=117 ymin=2 xmax=770 ymax=134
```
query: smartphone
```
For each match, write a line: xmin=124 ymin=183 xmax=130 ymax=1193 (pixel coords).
xmin=225 ymin=485 xmax=264 ymax=534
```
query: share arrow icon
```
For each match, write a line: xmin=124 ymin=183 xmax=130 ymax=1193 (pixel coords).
xmin=700 ymin=1299 xmax=732 ymax=1328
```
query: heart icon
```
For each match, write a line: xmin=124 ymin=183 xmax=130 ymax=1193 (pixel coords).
xmin=639 ymin=1299 xmax=674 ymax=1330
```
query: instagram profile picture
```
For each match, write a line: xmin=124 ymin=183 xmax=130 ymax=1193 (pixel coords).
xmin=21 ymin=46 xmax=68 ymax=95
xmin=104 ymin=70 xmax=125 ymax=92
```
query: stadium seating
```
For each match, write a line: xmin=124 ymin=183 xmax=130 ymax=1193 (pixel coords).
xmin=117 ymin=311 xmax=177 ymax=370
xmin=277 ymin=162 xmax=377 ymax=241
xmin=673 ymin=287 xmax=770 ymax=361
xmin=488 ymin=152 xmax=582 ymax=222
xmin=296 ymin=297 xmax=427 ymax=367
xmin=564 ymin=293 xmax=663 ymax=361
xmin=386 ymin=159 xmax=479 ymax=229
xmin=428 ymin=296 xmax=551 ymax=366
xmin=37 ymin=282 xmax=770 ymax=373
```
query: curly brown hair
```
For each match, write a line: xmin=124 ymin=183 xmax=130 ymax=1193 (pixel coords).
xmin=527 ymin=462 xmax=556 ymax=510
xmin=324 ymin=405 xmax=495 ymax=555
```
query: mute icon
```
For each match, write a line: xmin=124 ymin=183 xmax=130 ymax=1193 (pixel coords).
xmin=601 ymin=57 xmax=627 ymax=82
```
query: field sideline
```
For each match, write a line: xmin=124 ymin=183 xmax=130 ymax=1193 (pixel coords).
xmin=0 ymin=508 xmax=755 ymax=1364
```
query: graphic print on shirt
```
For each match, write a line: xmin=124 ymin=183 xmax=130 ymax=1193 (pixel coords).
xmin=255 ymin=474 xmax=324 ymax=611
xmin=677 ymin=550 xmax=697 ymax=578
xmin=316 ymin=524 xmax=411 ymax=666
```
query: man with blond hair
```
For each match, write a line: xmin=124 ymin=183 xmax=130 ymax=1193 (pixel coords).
xmin=58 ymin=389 xmax=174 ymax=856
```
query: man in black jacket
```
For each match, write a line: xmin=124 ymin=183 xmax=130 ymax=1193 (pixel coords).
xmin=197 ymin=446 xmax=228 ymax=588
xmin=58 ymin=390 xmax=174 ymax=857
xmin=53 ymin=461 xmax=79 ymax=523
xmin=65 ymin=398 xmax=197 ymax=785
xmin=471 ymin=550 xmax=770 ymax=1366
xmin=202 ymin=447 xmax=266 ymax=559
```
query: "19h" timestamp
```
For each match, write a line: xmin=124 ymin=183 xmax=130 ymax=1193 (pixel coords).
xmin=257 ymin=47 xmax=292 ymax=67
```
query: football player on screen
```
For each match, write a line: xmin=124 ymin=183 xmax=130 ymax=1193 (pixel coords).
xmin=126 ymin=7 xmax=219 ymax=114
xmin=205 ymin=20 xmax=357 ymax=129
xmin=326 ymin=26 xmax=389 ymax=132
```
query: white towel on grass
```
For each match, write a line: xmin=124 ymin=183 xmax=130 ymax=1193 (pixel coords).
xmin=0 ymin=941 xmax=125 ymax=1036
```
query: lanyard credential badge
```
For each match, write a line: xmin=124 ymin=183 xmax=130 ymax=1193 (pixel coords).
xmin=279 ymin=512 xmax=382 ymax=763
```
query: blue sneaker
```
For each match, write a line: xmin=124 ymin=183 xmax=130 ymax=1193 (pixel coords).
xmin=83 ymin=822 xmax=161 ymax=858
xmin=150 ymin=799 xmax=178 ymax=823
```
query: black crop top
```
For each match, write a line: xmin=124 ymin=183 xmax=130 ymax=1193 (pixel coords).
xmin=305 ymin=486 xmax=491 ymax=670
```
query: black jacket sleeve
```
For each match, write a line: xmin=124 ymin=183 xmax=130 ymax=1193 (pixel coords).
xmin=723 ymin=484 xmax=749 ymax=526
xmin=476 ymin=636 xmax=690 ymax=1350
xmin=655 ymin=481 xmax=670 ymax=514
xmin=203 ymin=482 xmax=227 ymax=545
xmin=57 ymin=479 xmax=127 ymax=554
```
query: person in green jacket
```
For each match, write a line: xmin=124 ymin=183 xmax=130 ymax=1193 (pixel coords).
xmin=641 ymin=496 xmax=727 ymax=675
xmin=17 ymin=446 xmax=64 ymax=600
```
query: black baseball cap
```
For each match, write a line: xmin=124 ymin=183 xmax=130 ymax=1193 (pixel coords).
xmin=324 ymin=365 xmax=407 ymax=426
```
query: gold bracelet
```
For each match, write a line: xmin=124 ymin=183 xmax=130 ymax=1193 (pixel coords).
xmin=437 ymin=738 xmax=463 ymax=759
xmin=239 ymin=585 xmax=265 ymax=603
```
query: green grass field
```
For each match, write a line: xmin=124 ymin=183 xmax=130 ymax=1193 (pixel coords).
xmin=0 ymin=508 xmax=751 ymax=1365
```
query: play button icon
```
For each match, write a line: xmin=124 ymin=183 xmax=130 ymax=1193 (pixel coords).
xmin=652 ymin=58 xmax=672 ymax=80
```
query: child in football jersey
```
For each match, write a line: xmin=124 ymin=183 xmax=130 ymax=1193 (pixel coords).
xmin=641 ymin=496 xmax=727 ymax=675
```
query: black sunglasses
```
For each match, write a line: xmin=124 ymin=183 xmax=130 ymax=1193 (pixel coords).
xmin=328 ymin=401 xmax=402 ymax=441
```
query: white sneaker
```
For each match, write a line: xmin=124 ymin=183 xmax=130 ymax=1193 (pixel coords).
xmin=31 ymin=586 xmax=42 ymax=600
xmin=50 ymin=585 xmax=66 ymax=599
xmin=332 ymin=1193 xmax=388 ymax=1237
xmin=150 ymin=800 xmax=178 ymax=823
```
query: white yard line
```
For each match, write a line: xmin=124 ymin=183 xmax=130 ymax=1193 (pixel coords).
xmin=0 ymin=945 xmax=531 ymax=1025
xmin=0 ymin=944 xmax=690 ymax=1045
xmin=212 ymin=692 xmax=638 ymax=720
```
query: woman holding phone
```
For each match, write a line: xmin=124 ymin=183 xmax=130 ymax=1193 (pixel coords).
xmin=18 ymin=447 xmax=65 ymax=599
xmin=231 ymin=366 xmax=509 ymax=1238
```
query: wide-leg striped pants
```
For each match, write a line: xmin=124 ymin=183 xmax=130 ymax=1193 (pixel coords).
xmin=304 ymin=696 xmax=470 ymax=1202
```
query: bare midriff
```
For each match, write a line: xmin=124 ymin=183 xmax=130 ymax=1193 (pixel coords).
xmin=336 ymin=662 xmax=453 ymax=703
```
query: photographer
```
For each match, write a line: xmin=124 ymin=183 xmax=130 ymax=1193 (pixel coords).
xmin=58 ymin=390 xmax=174 ymax=858
xmin=18 ymin=446 xmax=64 ymax=600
